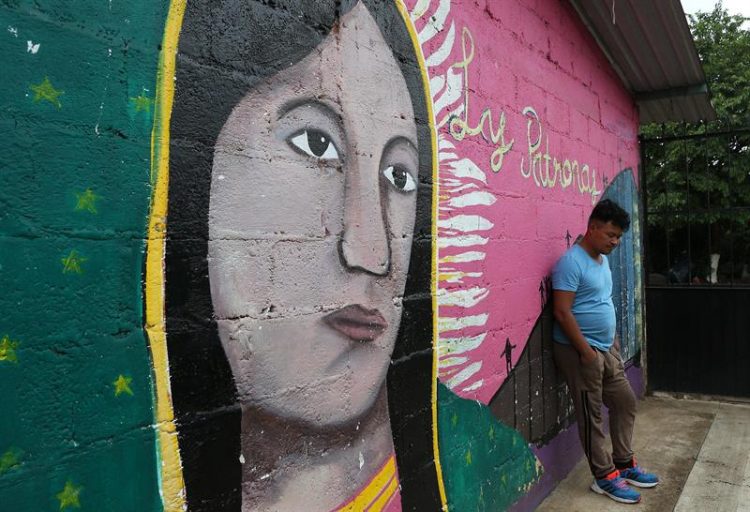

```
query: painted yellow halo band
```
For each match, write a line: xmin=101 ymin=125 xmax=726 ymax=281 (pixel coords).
xmin=394 ymin=1 xmax=449 ymax=510
xmin=146 ymin=0 xmax=187 ymax=510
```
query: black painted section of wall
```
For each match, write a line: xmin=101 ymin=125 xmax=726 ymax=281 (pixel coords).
xmin=647 ymin=287 xmax=750 ymax=398
xmin=489 ymin=302 xmax=576 ymax=445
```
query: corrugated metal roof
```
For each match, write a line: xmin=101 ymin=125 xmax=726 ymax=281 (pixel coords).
xmin=569 ymin=0 xmax=716 ymax=123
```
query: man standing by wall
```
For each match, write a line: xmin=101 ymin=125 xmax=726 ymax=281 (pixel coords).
xmin=552 ymin=199 xmax=659 ymax=504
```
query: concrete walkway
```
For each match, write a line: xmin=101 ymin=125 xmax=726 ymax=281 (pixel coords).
xmin=536 ymin=395 xmax=750 ymax=512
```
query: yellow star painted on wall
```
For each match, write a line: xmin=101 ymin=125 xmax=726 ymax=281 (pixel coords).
xmin=113 ymin=374 xmax=133 ymax=396
xmin=465 ymin=449 xmax=473 ymax=466
xmin=56 ymin=480 xmax=82 ymax=509
xmin=451 ymin=412 xmax=458 ymax=427
xmin=488 ymin=424 xmax=495 ymax=440
xmin=30 ymin=76 xmax=63 ymax=108
xmin=0 ymin=335 xmax=19 ymax=363
xmin=61 ymin=250 xmax=86 ymax=274
xmin=130 ymin=93 xmax=152 ymax=113
xmin=75 ymin=189 xmax=99 ymax=214
xmin=0 ymin=447 xmax=22 ymax=475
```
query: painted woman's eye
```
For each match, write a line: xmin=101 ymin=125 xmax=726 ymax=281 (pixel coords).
xmin=383 ymin=165 xmax=416 ymax=192
xmin=288 ymin=130 xmax=339 ymax=160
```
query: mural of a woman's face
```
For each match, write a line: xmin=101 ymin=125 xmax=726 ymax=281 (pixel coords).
xmin=208 ymin=2 xmax=419 ymax=428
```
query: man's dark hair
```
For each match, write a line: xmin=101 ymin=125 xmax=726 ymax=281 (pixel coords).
xmin=589 ymin=199 xmax=630 ymax=231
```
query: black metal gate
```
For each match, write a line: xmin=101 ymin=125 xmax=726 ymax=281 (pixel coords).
xmin=642 ymin=128 xmax=750 ymax=399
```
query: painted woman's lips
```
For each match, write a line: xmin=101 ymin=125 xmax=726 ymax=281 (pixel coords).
xmin=322 ymin=304 xmax=388 ymax=342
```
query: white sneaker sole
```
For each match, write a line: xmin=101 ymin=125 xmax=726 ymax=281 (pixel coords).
xmin=623 ymin=478 xmax=659 ymax=488
xmin=590 ymin=482 xmax=641 ymax=504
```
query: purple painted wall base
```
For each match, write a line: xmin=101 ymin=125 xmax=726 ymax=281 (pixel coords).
xmin=627 ymin=363 xmax=645 ymax=399
xmin=509 ymin=364 xmax=644 ymax=511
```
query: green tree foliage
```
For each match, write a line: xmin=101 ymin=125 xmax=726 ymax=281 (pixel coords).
xmin=691 ymin=5 xmax=750 ymax=125
xmin=641 ymin=2 xmax=750 ymax=284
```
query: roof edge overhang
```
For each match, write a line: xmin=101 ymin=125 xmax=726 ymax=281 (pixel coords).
xmin=569 ymin=0 xmax=716 ymax=124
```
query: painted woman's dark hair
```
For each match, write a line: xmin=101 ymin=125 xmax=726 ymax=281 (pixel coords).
xmin=164 ymin=1 xmax=440 ymax=509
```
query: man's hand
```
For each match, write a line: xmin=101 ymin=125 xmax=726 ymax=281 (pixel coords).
xmin=579 ymin=346 xmax=598 ymax=366
xmin=553 ymin=290 xmax=597 ymax=365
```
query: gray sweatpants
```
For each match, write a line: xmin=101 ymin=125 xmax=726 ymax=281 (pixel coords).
xmin=553 ymin=342 xmax=637 ymax=479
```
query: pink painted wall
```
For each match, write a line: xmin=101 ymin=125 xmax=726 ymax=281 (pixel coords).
xmin=409 ymin=0 xmax=640 ymax=404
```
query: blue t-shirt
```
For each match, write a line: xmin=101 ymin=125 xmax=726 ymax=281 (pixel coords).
xmin=552 ymin=244 xmax=616 ymax=351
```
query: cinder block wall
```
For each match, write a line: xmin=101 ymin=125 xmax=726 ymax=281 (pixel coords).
xmin=0 ymin=0 xmax=641 ymax=510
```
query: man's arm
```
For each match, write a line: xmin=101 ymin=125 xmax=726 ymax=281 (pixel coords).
xmin=552 ymin=290 xmax=598 ymax=365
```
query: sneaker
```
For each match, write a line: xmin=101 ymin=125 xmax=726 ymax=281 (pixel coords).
xmin=619 ymin=459 xmax=660 ymax=488
xmin=590 ymin=470 xmax=641 ymax=504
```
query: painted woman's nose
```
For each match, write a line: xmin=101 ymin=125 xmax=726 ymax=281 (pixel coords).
xmin=339 ymin=153 xmax=390 ymax=276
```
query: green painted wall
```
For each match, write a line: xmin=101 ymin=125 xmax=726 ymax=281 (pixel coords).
xmin=0 ymin=1 xmax=166 ymax=510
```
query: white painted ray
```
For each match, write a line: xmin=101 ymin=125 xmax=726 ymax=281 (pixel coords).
xmin=438 ymin=314 xmax=489 ymax=333
xmin=439 ymin=356 xmax=469 ymax=367
xmin=439 ymin=151 xmax=458 ymax=161
xmin=438 ymin=332 xmax=487 ymax=356
xmin=439 ymin=137 xmax=455 ymax=150
xmin=439 ymin=367 xmax=462 ymax=379
xmin=439 ymin=251 xmax=486 ymax=263
xmin=438 ymin=271 xmax=483 ymax=284
xmin=446 ymin=361 xmax=482 ymax=388
xmin=440 ymin=228 xmax=488 ymax=238
xmin=425 ymin=21 xmax=456 ymax=67
xmin=410 ymin=0 xmax=431 ymax=20
xmin=438 ymin=286 xmax=490 ymax=308
xmin=432 ymin=66 xmax=463 ymax=116
xmin=417 ymin=0 xmax=450 ymax=45
xmin=440 ymin=178 xmax=463 ymax=187
xmin=442 ymin=183 xmax=480 ymax=194
xmin=446 ymin=158 xmax=488 ymax=183
xmin=438 ymin=234 xmax=488 ymax=249
xmin=429 ymin=74 xmax=445 ymax=101
xmin=438 ymin=214 xmax=493 ymax=233
xmin=446 ymin=191 xmax=496 ymax=208
xmin=460 ymin=380 xmax=484 ymax=393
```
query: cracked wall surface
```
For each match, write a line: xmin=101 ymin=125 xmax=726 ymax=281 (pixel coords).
xmin=0 ymin=0 xmax=642 ymax=511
